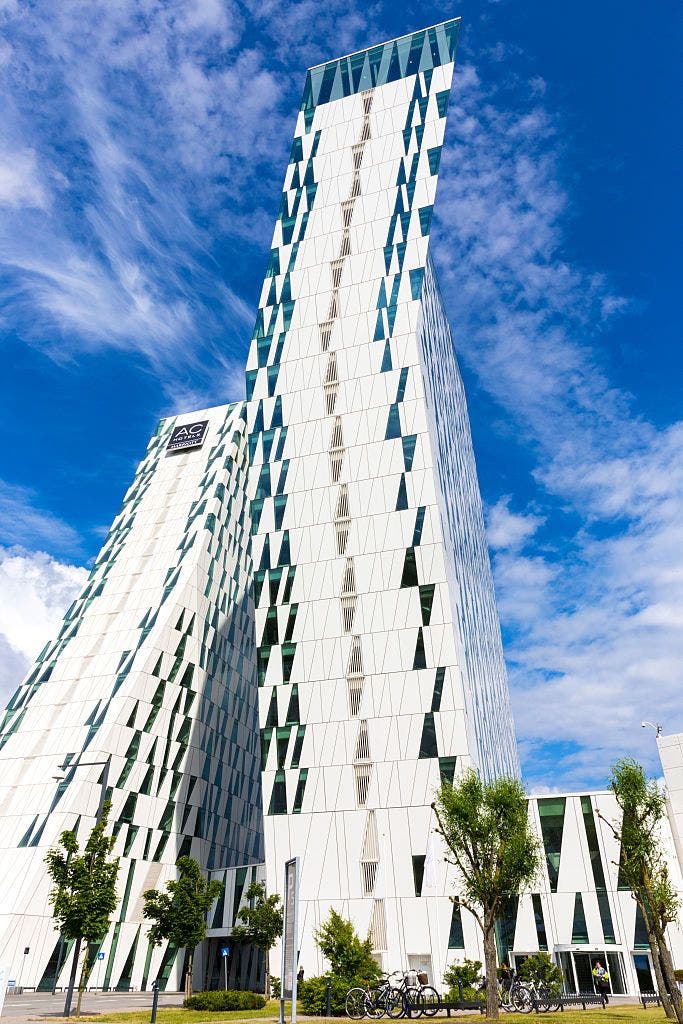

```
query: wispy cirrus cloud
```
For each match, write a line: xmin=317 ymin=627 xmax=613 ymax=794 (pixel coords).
xmin=0 ymin=0 xmax=381 ymax=406
xmin=434 ymin=60 xmax=683 ymax=788
xmin=0 ymin=479 xmax=82 ymax=555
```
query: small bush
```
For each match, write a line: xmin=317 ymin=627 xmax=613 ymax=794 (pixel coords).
xmin=270 ymin=975 xmax=281 ymax=999
xmin=183 ymin=989 xmax=266 ymax=1011
xmin=447 ymin=985 xmax=481 ymax=1003
xmin=517 ymin=953 xmax=563 ymax=996
xmin=299 ymin=975 xmax=365 ymax=1016
xmin=443 ymin=959 xmax=482 ymax=993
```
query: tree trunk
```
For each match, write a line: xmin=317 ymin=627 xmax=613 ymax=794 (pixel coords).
xmin=656 ymin=927 xmax=683 ymax=1024
xmin=76 ymin=945 xmax=92 ymax=1016
xmin=265 ymin=947 xmax=271 ymax=1000
xmin=185 ymin=950 xmax=193 ymax=1001
xmin=483 ymin=918 xmax=499 ymax=1020
xmin=64 ymin=937 xmax=82 ymax=1017
xmin=647 ymin=925 xmax=674 ymax=1018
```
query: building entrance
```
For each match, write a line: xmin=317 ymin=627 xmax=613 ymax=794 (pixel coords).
xmin=555 ymin=951 xmax=626 ymax=994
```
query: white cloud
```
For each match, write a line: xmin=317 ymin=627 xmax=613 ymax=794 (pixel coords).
xmin=433 ymin=62 xmax=683 ymax=788
xmin=0 ymin=148 xmax=47 ymax=209
xmin=0 ymin=480 xmax=81 ymax=553
xmin=487 ymin=497 xmax=543 ymax=551
xmin=0 ymin=546 xmax=87 ymax=708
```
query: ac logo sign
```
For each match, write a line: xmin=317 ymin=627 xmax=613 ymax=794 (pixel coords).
xmin=166 ymin=419 xmax=209 ymax=452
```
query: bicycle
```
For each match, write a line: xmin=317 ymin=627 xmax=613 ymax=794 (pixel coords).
xmin=346 ymin=984 xmax=383 ymax=1019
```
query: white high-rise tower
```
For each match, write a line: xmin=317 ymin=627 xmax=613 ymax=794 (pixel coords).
xmin=246 ymin=20 xmax=519 ymax=978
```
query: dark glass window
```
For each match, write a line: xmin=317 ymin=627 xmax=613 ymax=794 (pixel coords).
xmin=291 ymin=725 xmax=306 ymax=768
xmin=532 ymin=894 xmax=548 ymax=950
xmin=402 ymin=434 xmax=417 ymax=471
xmin=412 ymin=507 xmax=426 ymax=546
xmin=268 ymin=771 xmax=287 ymax=815
xmin=401 ymin=547 xmax=418 ymax=587
xmin=538 ymin=797 xmax=566 ymax=892
xmin=634 ymin=903 xmax=650 ymax=949
xmin=292 ymin=769 xmax=308 ymax=813
xmin=412 ymin=854 xmax=426 ymax=896
xmin=260 ymin=728 xmax=273 ymax=770
xmin=257 ymin=646 xmax=271 ymax=687
xmin=268 ymin=568 xmax=282 ymax=604
xmin=420 ymin=585 xmax=435 ymax=625
xmin=431 ymin=666 xmax=445 ymax=711
xmin=571 ymin=892 xmax=589 ymax=943
xmin=396 ymin=474 xmax=408 ymax=511
xmin=286 ymin=685 xmax=300 ymax=725
xmin=265 ymin=688 xmax=278 ymax=727
xmin=276 ymin=727 xmax=291 ymax=768
xmin=439 ymin=756 xmax=457 ymax=784
xmin=274 ymin=495 xmax=288 ymax=530
xmin=448 ymin=904 xmax=465 ymax=948
xmin=419 ymin=712 xmax=437 ymax=758
xmin=262 ymin=608 xmax=279 ymax=646
xmin=281 ymin=643 xmax=296 ymax=683
xmin=385 ymin=403 xmax=402 ymax=440
xmin=413 ymin=627 xmax=427 ymax=670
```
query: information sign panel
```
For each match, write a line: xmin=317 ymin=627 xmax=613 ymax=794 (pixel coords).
xmin=280 ymin=857 xmax=299 ymax=1024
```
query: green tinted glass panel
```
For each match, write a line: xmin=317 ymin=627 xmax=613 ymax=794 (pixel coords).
xmin=538 ymin=797 xmax=565 ymax=892
xmin=448 ymin=904 xmax=464 ymax=948
xmin=571 ymin=892 xmax=589 ymax=943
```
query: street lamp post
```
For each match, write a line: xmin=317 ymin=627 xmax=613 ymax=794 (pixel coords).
xmin=51 ymin=756 xmax=111 ymax=1017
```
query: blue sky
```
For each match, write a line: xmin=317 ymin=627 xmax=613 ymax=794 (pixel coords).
xmin=0 ymin=0 xmax=681 ymax=791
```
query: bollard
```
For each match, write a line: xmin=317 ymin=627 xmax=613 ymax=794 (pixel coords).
xmin=150 ymin=979 xmax=160 ymax=1024
xmin=325 ymin=976 xmax=332 ymax=1017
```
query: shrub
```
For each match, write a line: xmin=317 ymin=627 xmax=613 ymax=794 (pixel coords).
xmin=299 ymin=975 xmax=364 ymax=1016
xmin=183 ymin=989 xmax=266 ymax=1011
xmin=443 ymin=958 xmax=483 ymax=993
xmin=314 ymin=909 xmax=380 ymax=983
xmin=517 ymin=953 xmax=563 ymax=996
xmin=447 ymin=985 xmax=481 ymax=1003
xmin=271 ymin=975 xmax=281 ymax=999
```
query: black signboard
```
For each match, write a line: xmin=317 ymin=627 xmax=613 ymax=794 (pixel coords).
xmin=166 ymin=420 xmax=209 ymax=452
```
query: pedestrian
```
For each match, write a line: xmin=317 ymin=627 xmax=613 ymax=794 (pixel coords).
xmin=500 ymin=963 xmax=513 ymax=992
xmin=592 ymin=961 xmax=610 ymax=1004
xmin=298 ymin=966 xmax=304 ymax=983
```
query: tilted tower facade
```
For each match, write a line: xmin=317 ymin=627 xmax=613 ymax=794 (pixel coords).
xmin=245 ymin=20 xmax=519 ymax=977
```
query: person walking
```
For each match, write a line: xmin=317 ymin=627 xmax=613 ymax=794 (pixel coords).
xmin=592 ymin=961 xmax=610 ymax=1004
xmin=297 ymin=966 xmax=305 ymax=984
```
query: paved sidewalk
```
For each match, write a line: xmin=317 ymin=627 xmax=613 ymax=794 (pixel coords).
xmin=2 ymin=990 xmax=184 ymax=1022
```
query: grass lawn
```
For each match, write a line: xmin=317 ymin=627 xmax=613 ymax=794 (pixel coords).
xmin=42 ymin=1002 xmax=669 ymax=1024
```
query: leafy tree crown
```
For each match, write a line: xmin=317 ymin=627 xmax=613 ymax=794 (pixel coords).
xmin=45 ymin=801 xmax=120 ymax=944
xmin=231 ymin=881 xmax=283 ymax=952
xmin=143 ymin=856 xmax=224 ymax=950
xmin=433 ymin=771 xmax=540 ymax=927
xmin=314 ymin=908 xmax=380 ymax=983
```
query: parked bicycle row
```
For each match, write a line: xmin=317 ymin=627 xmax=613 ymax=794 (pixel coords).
xmin=345 ymin=971 xmax=440 ymax=1019
xmin=344 ymin=967 xmax=565 ymax=1018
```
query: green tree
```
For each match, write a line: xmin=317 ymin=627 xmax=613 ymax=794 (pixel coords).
xmin=143 ymin=856 xmax=224 ymax=999
xmin=45 ymin=802 xmax=119 ymax=1016
xmin=517 ymin=953 xmax=562 ymax=996
xmin=314 ymin=908 xmax=380 ymax=982
xmin=231 ymin=881 xmax=283 ymax=999
xmin=433 ymin=771 xmax=540 ymax=1020
xmin=601 ymin=759 xmax=683 ymax=1022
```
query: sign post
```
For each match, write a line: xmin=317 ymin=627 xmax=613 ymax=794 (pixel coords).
xmin=221 ymin=948 xmax=230 ymax=992
xmin=96 ymin=951 xmax=105 ymax=990
xmin=280 ymin=858 xmax=299 ymax=1024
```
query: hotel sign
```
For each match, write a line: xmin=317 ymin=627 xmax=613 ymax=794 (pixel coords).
xmin=166 ymin=420 xmax=209 ymax=452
